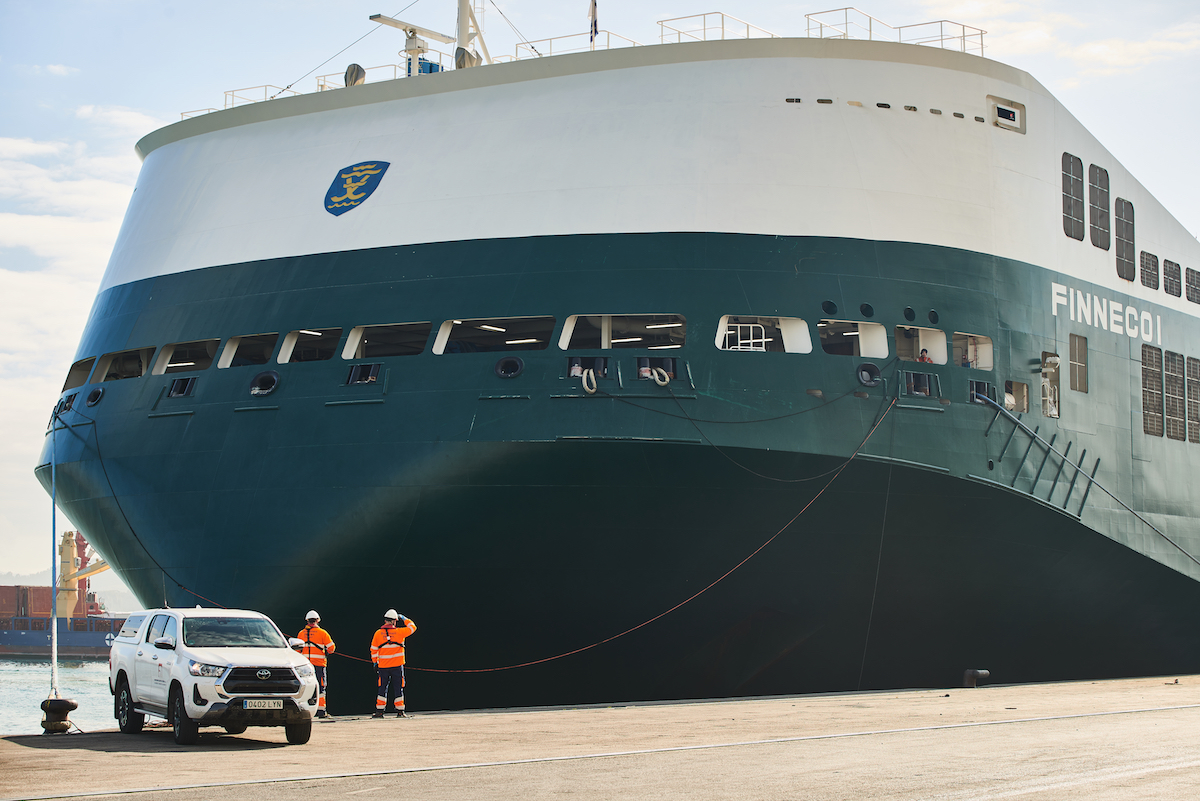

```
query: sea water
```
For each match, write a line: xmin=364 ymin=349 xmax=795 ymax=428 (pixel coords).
xmin=0 ymin=659 xmax=116 ymax=736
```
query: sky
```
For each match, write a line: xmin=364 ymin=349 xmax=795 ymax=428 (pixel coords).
xmin=1 ymin=0 xmax=1198 ymax=597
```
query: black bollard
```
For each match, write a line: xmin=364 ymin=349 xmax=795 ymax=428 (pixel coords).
xmin=963 ymin=669 xmax=991 ymax=688
xmin=40 ymin=697 xmax=78 ymax=734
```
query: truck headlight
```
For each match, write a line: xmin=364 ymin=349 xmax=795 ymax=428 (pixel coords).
xmin=188 ymin=660 xmax=225 ymax=678
xmin=294 ymin=662 xmax=315 ymax=678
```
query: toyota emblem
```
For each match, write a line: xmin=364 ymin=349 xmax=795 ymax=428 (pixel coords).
xmin=256 ymin=669 xmax=272 ymax=680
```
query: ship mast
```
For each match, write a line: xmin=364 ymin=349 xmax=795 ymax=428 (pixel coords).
xmin=369 ymin=1 xmax=491 ymax=75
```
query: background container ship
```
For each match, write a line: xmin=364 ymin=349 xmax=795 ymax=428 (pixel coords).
xmin=34 ymin=5 xmax=1200 ymax=712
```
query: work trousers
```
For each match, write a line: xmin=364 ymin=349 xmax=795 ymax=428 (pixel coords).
xmin=376 ymin=665 xmax=406 ymax=711
xmin=314 ymin=664 xmax=327 ymax=713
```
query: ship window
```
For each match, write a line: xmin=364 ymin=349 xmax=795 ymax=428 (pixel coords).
xmin=279 ymin=328 xmax=342 ymax=363
xmin=1115 ymin=199 xmax=1135 ymax=280
xmin=346 ymin=363 xmax=381 ymax=384
xmin=1089 ymin=165 xmax=1110 ymax=251
xmin=715 ymin=315 xmax=812 ymax=353
xmin=558 ymin=314 xmax=685 ymax=351
xmin=1186 ymin=268 xmax=1200 ymax=304
xmin=167 ymin=377 xmax=196 ymax=398
xmin=1142 ymin=345 xmax=1163 ymax=437
xmin=1165 ymin=351 xmax=1186 ymax=441
xmin=953 ymin=333 xmax=993 ymax=370
xmin=1187 ymin=357 xmax=1200 ymax=444
xmin=1005 ymin=380 xmax=1029 ymax=413
xmin=1069 ymin=334 xmax=1088 ymax=393
xmin=1062 ymin=153 xmax=1085 ymax=241
xmin=1139 ymin=252 xmax=1159 ymax=290
xmin=96 ymin=347 xmax=155 ymax=382
xmin=969 ymin=380 xmax=995 ymax=404
xmin=436 ymin=316 xmax=556 ymax=354
xmin=901 ymin=371 xmax=940 ymax=398
xmin=217 ymin=333 xmax=279 ymax=368
xmin=819 ymin=321 xmax=888 ymax=358
xmin=152 ymin=339 xmax=220 ymax=375
xmin=893 ymin=325 xmax=945 ymax=364
xmin=341 ymin=322 xmax=432 ymax=359
xmin=62 ymin=358 xmax=96 ymax=391
xmin=1041 ymin=352 xmax=1060 ymax=419
xmin=1164 ymin=260 xmax=1182 ymax=297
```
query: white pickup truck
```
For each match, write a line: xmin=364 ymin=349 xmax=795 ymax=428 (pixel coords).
xmin=108 ymin=607 xmax=319 ymax=745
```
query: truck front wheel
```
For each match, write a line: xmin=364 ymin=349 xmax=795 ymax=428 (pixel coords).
xmin=115 ymin=680 xmax=144 ymax=734
xmin=171 ymin=688 xmax=200 ymax=745
xmin=285 ymin=719 xmax=312 ymax=745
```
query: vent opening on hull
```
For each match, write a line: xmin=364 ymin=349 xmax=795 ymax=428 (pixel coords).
xmin=819 ymin=320 xmax=887 ymax=358
xmin=218 ymin=333 xmax=279 ymax=368
xmin=567 ymin=357 xmax=608 ymax=379
xmin=894 ymin=326 xmax=945 ymax=364
xmin=279 ymin=328 xmax=342 ymax=363
xmin=347 ymin=363 xmax=381 ymax=384
xmin=436 ymin=316 xmax=556 ymax=354
xmin=62 ymin=358 xmax=96 ymax=391
xmin=559 ymin=314 xmax=685 ymax=351
xmin=152 ymin=339 xmax=220 ymax=375
xmin=902 ymin=371 xmax=940 ymax=398
xmin=96 ymin=348 xmax=155 ymax=382
xmin=969 ymin=380 xmax=995 ymax=404
xmin=716 ymin=315 xmax=812 ymax=353
xmin=342 ymin=322 xmax=432 ymax=359
xmin=167 ymin=377 xmax=196 ymax=398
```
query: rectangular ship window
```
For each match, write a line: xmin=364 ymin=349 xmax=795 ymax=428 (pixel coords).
xmin=218 ymin=333 xmax=279 ymax=368
xmin=1140 ymin=252 xmax=1159 ymax=290
xmin=167 ymin=377 xmax=196 ymax=398
xmin=95 ymin=348 xmax=155 ymax=382
xmin=1041 ymin=352 xmax=1061 ymax=418
xmin=953 ymin=333 xmax=993 ymax=369
xmin=62 ymin=358 xmax=96 ymax=391
xmin=1069 ymin=334 xmax=1088 ymax=393
xmin=1164 ymin=351 xmax=1186 ymax=441
xmin=1089 ymin=164 xmax=1110 ymax=251
xmin=346 ymin=363 xmax=381 ymax=384
xmin=279 ymin=328 xmax=343 ymax=363
xmin=902 ymin=371 xmax=939 ymax=398
xmin=152 ymin=339 xmax=220 ymax=375
xmin=559 ymin=314 xmax=685 ymax=350
xmin=819 ymin=321 xmax=888 ymax=358
xmin=341 ymin=323 xmax=433 ymax=359
xmin=435 ymin=317 xmax=556 ymax=354
xmin=1115 ymin=199 xmax=1135 ymax=280
xmin=1142 ymin=345 xmax=1164 ymax=437
xmin=1005 ymin=380 xmax=1029 ymax=413
xmin=715 ymin=315 xmax=812 ymax=353
xmin=1164 ymin=260 xmax=1182 ymax=297
xmin=1062 ymin=153 xmax=1085 ymax=241
xmin=1188 ymin=357 xmax=1200 ymax=444
xmin=1187 ymin=268 xmax=1200 ymax=304
xmin=893 ymin=325 xmax=945 ymax=363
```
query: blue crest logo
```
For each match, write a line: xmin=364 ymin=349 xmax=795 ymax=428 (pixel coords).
xmin=324 ymin=161 xmax=390 ymax=216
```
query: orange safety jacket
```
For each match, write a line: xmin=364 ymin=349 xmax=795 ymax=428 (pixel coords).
xmin=371 ymin=618 xmax=417 ymax=668
xmin=297 ymin=625 xmax=335 ymax=667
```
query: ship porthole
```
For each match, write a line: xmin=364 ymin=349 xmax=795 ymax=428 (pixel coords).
xmin=822 ymin=300 xmax=838 ymax=315
xmin=249 ymin=370 xmax=280 ymax=396
xmin=856 ymin=363 xmax=882 ymax=387
xmin=928 ymin=309 xmax=940 ymax=324
xmin=86 ymin=387 xmax=104 ymax=407
xmin=495 ymin=357 xmax=524 ymax=379
xmin=904 ymin=306 xmax=916 ymax=322
xmin=860 ymin=303 xmax=874 ymax=318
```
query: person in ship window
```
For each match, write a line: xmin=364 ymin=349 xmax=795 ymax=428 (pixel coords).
xmin=917 ymin=348 xmax=933 ymax=364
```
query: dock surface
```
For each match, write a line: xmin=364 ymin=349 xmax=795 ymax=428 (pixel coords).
xmin=3 ymin=676 xmax=1200 ymax=800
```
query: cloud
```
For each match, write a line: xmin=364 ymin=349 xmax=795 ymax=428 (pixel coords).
xmin=76 ymin=105 xmax=169 ymax=141
xmin=46 ymin=64 xmax=80 ymax=76
xmin=0 ymin=137 xmax=69 ymax=160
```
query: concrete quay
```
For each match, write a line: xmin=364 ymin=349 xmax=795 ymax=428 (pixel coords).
xmin=3 ymin=675 xmax=1200 ymax=800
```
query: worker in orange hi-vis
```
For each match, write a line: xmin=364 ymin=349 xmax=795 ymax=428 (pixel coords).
xmin=371 ymin=609 xmax=417 ymax=718
xmin=297 ymin=611 xmax=336 ymax=718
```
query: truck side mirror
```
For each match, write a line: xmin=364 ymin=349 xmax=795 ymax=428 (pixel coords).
xmin=153 ymin=636 xmax=176 ymax=650
xmin=288 ymin=637 xmax=305 ymax=652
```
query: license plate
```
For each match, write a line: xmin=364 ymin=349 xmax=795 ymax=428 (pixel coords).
xmin=244 ymin=699 xmax=283 ymax=710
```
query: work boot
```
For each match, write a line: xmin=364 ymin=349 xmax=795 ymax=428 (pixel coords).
xmin=315 ymin=710 xmax=327 ymax=719
xmin=396 ymin=710 xmax=409 ymax=718
xmin=371 ymin=711 xmax=385 ymax=718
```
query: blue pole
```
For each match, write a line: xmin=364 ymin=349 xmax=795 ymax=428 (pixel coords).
xmin=50 ymin=413 xmax=59 ymax=697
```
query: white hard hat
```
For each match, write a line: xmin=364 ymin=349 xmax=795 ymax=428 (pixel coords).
xmin=384 ymin=608 xmax=399 ymax=620
xmin=306 ymin=610 xmax=320 ymax=621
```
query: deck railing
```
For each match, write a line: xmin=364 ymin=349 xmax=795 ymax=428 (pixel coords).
xmin=515 ymin=30 xmax=641 ymax=59
xmin=658 ymin=12 xmax=779 ymax=44
xmin=805 ymin=7 xmax=985 ymax=54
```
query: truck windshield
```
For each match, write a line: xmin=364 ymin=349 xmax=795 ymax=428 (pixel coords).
xmin=182 ymin=617 xmax=287 ymax=648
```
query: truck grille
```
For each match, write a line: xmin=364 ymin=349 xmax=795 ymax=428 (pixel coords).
xmin=222 ymin=667 xmax=300 ymax=694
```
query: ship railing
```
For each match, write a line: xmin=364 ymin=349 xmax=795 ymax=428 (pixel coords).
xmin=658 ymin=12 xmax=779 ymax=44
xmin=315 ymin=52 xmax=453 ymax=90
xmin=722 ymin=324 xmax=768 ymax=351
xmin=180 ymin=107 xmax=220 ymax=120
xmin=805 ymin=7 xmax=985 ymax=55
xmin=0 ymin=616 xmax=124 ymax=632
xmin=514 ymin=30 xmax=642 ymax=59
xmin=224 ymin=85 xmax=302 ymax=109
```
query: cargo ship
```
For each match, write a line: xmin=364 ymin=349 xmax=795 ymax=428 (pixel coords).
xmin=34 ymin=6 xmax=1200 ymax=712
xmin=1 ymin=532 xmax=126 ymax=658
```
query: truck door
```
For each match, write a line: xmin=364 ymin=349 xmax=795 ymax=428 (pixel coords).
xmin=135 ymin=614 xmax=169 ymax=707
